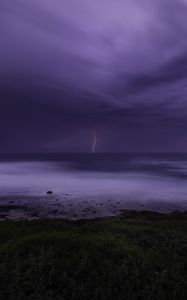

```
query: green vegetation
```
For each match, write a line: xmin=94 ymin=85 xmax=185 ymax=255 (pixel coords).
xmin=0 ymin=210 xmax=187 ymax=300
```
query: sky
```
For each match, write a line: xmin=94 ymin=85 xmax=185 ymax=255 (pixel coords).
xmin=1 ymin=0 xmax=187 ymax=152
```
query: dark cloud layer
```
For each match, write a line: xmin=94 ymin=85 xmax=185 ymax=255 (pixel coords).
xmin=1 ymin=0 xmax=187 ymax=152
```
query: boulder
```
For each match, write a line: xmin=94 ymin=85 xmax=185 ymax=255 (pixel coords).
xmin=47 ymin=191 xmax=53 ymax=195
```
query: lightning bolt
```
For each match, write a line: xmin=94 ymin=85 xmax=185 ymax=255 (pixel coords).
xmin=92 ymin=130 xmax=97 ymax=153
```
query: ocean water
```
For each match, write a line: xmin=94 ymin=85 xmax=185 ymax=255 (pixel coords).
xmin=0 ymin=153 xmax=187 ymax=216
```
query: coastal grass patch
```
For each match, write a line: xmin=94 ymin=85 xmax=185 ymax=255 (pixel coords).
xmin=0 ymin=211 xmax=186 ymax=300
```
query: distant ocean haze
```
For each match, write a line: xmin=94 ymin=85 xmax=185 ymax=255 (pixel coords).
xmin=0 ymin=153 xmax=187 ymax=217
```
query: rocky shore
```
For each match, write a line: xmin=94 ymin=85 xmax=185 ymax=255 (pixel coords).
xmin=0 ymin=190 xmax=187 ymax=220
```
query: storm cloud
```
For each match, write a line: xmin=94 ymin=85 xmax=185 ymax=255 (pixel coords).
xmin=1 ymin=0 xmax=187 ymax=152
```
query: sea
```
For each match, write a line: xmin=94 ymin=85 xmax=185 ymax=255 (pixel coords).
xmin=0 ymin=153 xmax=187 ymax=218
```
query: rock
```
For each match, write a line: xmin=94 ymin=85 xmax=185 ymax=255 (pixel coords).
xmin=47 ymin=191 xmax=53 ymax=194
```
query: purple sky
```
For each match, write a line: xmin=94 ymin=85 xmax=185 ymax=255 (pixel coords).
xmin=1 ymin=0 xmax=187 ymax=152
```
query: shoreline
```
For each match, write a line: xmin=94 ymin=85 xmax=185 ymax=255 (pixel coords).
xmin=0 ymin=195 xmax=187 ymax=221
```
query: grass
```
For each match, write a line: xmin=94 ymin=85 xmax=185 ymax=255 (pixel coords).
xmin=0 ymin=210 xmax=186 ymax=300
